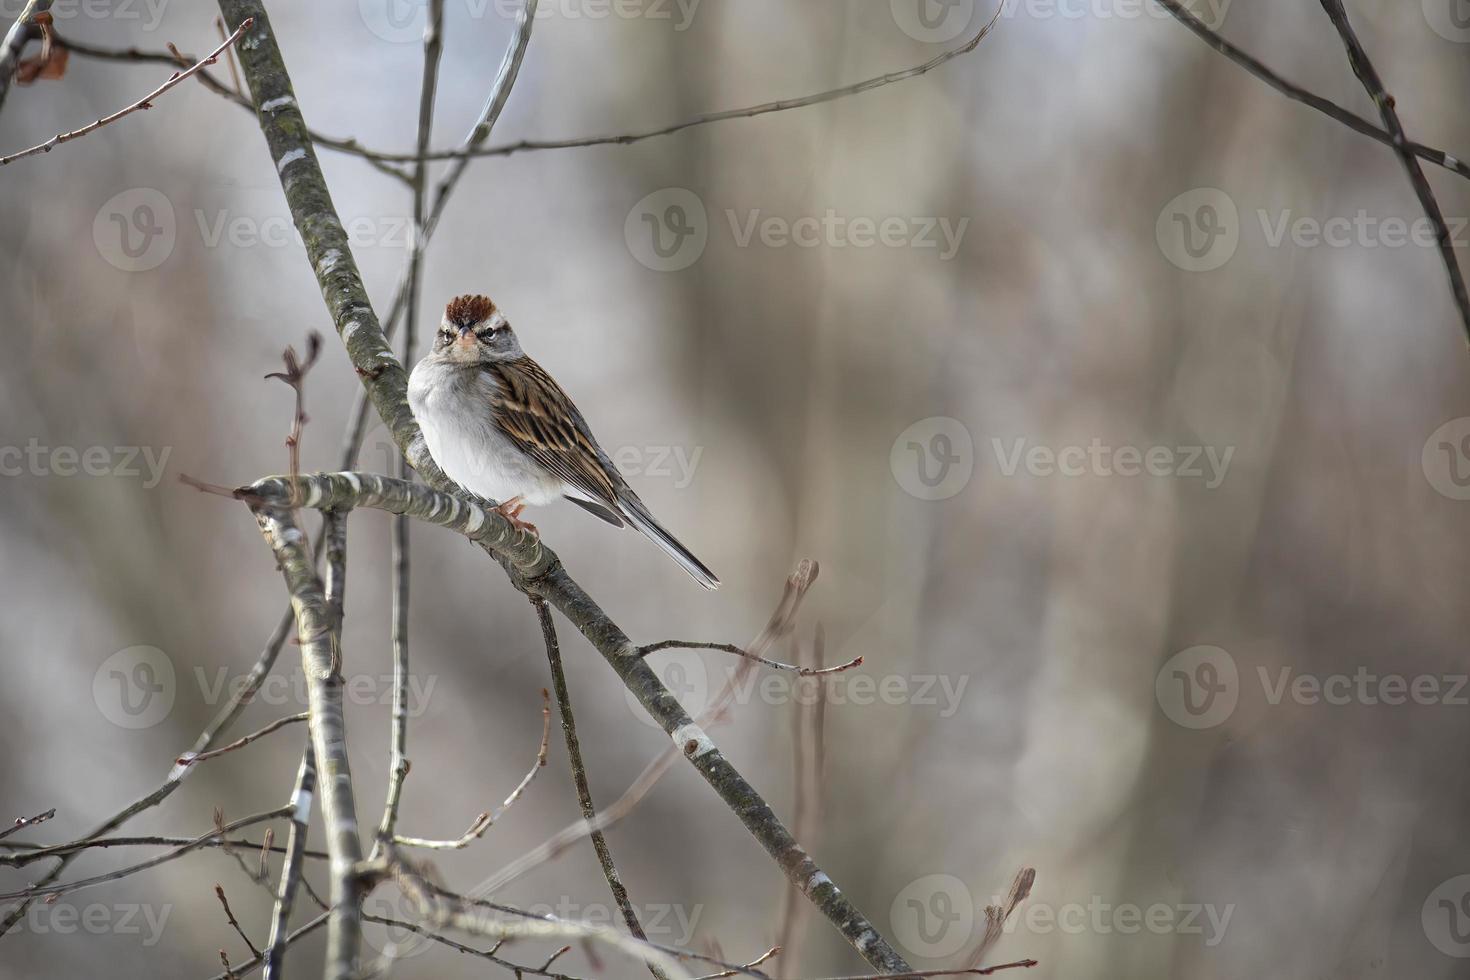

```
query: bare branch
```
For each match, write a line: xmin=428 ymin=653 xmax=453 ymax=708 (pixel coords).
xmin=0 ymin=17 xmax=252 ymax=165
xmin=205 ymin=911 xmax=330 ymax=980
xmin=1150 ymin=0 xmax=1470 ymax=185
xmin=811 ymin=960 xmax=1040 ymax=980
xmin=215 ymin=883 xmax=263 ymax=960
xmin=177 ymin=714 xmax=309 ymax=768
xmin=393 ymin=689 xmax=551 ymax=850
xmin=690 ymin=946 xmax=780 ymax=980
xmin=0 ymin=807 xmax=291 ymax=903
xmin=0 ymin=808 xmax=55 ymax=842
xmin=264 ymin=331 xmax=323 ymax=510
xmin=1314 ymin=0 xmax=1470 ymax=343
xmin=363 ymin=5 xmax=1003 ymax=165
xmin=638 ymin=638 xmax=861 ymax=676
xmin=51 ymin=32 xmax=412 ymax=184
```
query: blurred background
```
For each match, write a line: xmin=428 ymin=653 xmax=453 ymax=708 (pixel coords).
xmin=3 ymin=0 xmax=1470 ymax=976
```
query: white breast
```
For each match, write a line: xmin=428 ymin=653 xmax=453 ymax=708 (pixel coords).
xmin=407 ymin=358 xmax=565 ymax=506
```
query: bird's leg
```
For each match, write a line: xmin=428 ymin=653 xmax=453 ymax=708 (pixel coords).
xmin=491 ymin=496 xmax=538 ymax=534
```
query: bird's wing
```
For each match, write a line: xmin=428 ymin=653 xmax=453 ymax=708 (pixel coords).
xmin=483 ymin=356 xmax=623 ymax=507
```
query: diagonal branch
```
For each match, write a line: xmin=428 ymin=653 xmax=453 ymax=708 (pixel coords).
xmin=1314 ymin=0 xmax=1470 ymax=344
xmin=0 ymin=17 xmax=252 ymax=166
xmin=1150 ymin=0 xmax=1470 ymax=184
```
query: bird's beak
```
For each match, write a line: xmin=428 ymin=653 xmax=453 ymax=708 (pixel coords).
xmin=456 ymin=325 xmax=476 ymax=348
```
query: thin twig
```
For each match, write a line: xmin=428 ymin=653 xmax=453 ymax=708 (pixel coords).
xmin=690 ymin=946 xmax=779 ymax=980
xmin=205 ymin=911 xmax=330 ymax=980
xmin=1314 ymin=0 xmax=1470 ymax=345
xmin=1149 ymin=0 xmax=1470 ymax=184
xmin=533 ymin=594 xmax=667 ymax=980
xmin=51 ymin=32 xmax=412 ymax=184
xmin=362 ymin=913 xmax=589 ymax=979
xmin=365 ymin=5 xmax=1003 ymax=164
xmin=392 ymin=690 xmax=551 ymax=849
xmin=0 ymin=807 xmax=292 ymax=902
xmin=264 ymin=332 xmax=323 ymax=510
xmin=639 ymin=639 xmax=861 ymax=676
xmin=0 ymin=807 xmax=55 ymax=842
xmin=216 ymin=883 xmax=264 ymax=959
xmin=177 ymin=714 xmax=309 ymax=768
xmin=810 ymin=960 xmax=1040 ymax=980
xmin=0 ymin=834 xmax=328 ymax=866
xmin=0 ymin=16 xmax=253 ymax=165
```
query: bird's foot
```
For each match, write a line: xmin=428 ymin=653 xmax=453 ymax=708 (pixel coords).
xmin=492 ymin=496 xmax=538 ymax=535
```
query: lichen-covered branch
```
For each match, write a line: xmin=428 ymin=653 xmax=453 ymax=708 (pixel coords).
xmin=217 ymin=0 xmax=441 ymax=487
xmin=251 ymin=504 xmax=363 ymax=980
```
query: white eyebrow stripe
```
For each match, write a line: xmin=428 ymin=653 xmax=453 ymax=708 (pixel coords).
xmin=484 ymin=311 xmax=508 ymax=332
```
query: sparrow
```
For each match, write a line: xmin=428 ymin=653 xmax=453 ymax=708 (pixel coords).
xmin=407 ymin=294 xmax=720 ymax=591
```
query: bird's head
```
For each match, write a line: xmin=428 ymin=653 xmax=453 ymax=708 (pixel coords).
xmin=435 ymin=294 xmax=522 ymax=363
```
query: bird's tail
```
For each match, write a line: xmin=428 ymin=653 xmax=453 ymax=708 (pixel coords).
xmin=618 ymin=495 xmax=720 ymax=590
